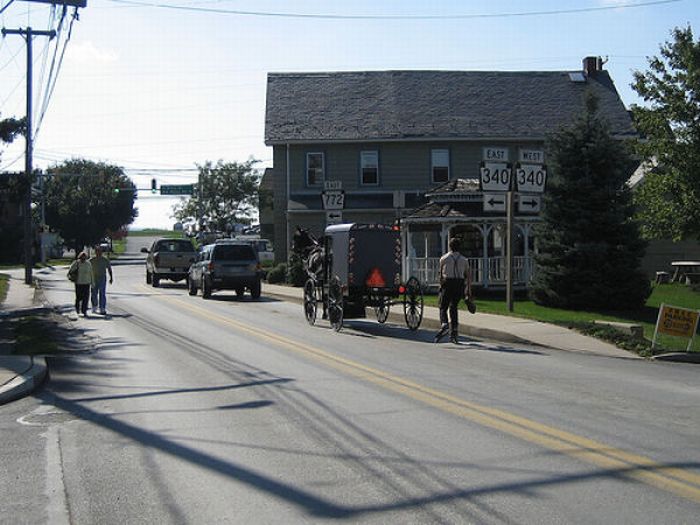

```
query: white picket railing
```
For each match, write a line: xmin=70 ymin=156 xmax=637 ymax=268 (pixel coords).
xmin=407 ymin=256 xmax=534 ymax=288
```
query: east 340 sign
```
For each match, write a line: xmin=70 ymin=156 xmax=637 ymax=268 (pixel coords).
xmin=479 ymin=163 xmax=547 ymax=193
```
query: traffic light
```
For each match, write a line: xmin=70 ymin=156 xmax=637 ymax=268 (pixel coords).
xmin=113 ymin=187 xmax=120 ymax=194
xmin=151 ymin=178 xmax=157 ymax=194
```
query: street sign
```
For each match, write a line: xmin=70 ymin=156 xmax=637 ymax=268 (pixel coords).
xmin=326 ymin=210 xmax=343 ymax=225
xmin=480 ymin=163 xmax=511 ymax=192
xmin=514 ymin=164 xmax=547 ymax=193
xmin=322 ymin=190 xmax=345 ymax=210
xmin=160 ymin=184 xmax=195 ymax=195
xmin=483 ymin=193 xmax=507 ymax=212
xmin=483 ymin=147 xmax=509 ymax=162
xmin=324 ymin=180 xmax=342 ymax=191
xmin=518 ymin=149 xmax=544 ymax=164
xmin=517 ymin=194 xmax=541 ymax=213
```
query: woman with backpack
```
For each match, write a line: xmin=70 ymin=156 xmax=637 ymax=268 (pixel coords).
xmin=68 ymin=251 xmax=93 ymax=317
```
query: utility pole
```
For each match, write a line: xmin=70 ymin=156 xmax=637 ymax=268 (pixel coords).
xmin=506 ymin=190 xmax=514 ymax=312
xmin=2 ymin=27 xmax=56 ymax=284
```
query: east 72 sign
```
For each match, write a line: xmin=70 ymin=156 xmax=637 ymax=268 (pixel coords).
xmin=321 ymin=190 xmax=345 ymax=210
xmin=515 ymin=164 xmax=547 ymax=193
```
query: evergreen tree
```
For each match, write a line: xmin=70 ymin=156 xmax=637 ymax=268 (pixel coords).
xmin=530 ymin=94 xmax=650 ymax=310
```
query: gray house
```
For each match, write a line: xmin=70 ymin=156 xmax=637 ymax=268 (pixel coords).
xmin=264 ymin=57 xmax=635 ymax=286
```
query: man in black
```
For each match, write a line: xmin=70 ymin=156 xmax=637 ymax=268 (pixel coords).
xmin=435 ymin=238 xmax=472 ymax=344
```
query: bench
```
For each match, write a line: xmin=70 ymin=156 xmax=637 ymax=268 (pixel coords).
xmin=684 ymin=273 xmax=700 ymax=285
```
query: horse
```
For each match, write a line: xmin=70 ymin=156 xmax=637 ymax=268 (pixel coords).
xmin=291 ymin=227 xmax=325 ymax=281
xmin=292 ymin=227 xmax=327 ymax=319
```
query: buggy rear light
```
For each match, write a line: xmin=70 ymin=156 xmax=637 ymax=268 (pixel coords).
xmin=365 ymin=268 xmax=386 ymax=288
xmin=398 ymin=285 xmax=406 ymax=294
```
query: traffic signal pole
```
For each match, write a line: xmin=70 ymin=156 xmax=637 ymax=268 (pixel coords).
xmin=2 ymin=27 xmax=56 ymax=284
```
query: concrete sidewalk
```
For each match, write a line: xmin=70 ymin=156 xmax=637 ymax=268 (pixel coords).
xmin=0 ymin=272 xmax=48 ymax=405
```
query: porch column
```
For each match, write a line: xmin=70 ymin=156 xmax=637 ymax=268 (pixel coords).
xmin=482 ymin=224 xmax=492 ymax=288
xmin=440 ymin=224 xmax=449 ymax=253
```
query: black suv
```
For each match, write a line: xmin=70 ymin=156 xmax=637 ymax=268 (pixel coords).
xmin=188 ymin=240 xmax=262 ymax=299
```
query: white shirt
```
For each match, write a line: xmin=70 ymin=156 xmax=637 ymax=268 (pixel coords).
xmin=439 ymin=250 xmax=470 ymax=280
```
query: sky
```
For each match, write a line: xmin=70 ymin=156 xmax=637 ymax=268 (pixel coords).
xmin=1 ymin=0 xmax=699 ymax=229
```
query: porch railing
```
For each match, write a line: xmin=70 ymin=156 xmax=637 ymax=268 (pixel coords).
xmin=407 ymin=256 xmax=534 ymax=288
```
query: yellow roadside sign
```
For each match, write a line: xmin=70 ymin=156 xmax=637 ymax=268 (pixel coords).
xmin=653 ymin=304 xmax=700 ymax=351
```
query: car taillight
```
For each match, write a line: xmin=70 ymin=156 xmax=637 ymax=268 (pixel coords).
xmin=154 ymin=254 xmax=160 ymax=266
xmin=208 ymin=262 xmax=214 ymax=272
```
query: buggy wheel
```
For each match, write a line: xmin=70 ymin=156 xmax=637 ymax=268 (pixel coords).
xmin=303 ymin=278 xmax=317 ymax=326
xmin=328 ymin=276 xmax=343 ymax=332
xmin=403 ymin=276 xmax=423 ymax=331
xmin=374 ymin=296 xmax=391 ymax=323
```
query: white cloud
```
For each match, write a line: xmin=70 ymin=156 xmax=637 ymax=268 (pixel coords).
xmin=66 ymin=41 xmax=118 ymax=64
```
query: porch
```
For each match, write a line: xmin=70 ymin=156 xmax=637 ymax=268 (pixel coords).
xmin=407 ymin=255 xmax=535 ymax=290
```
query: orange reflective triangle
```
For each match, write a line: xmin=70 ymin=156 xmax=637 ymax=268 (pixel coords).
xmin=365 ymin=268 xmax=386 ymax=287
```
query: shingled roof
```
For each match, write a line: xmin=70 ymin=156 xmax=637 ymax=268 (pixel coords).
xmin=265 ymin=69 xmax=635 ymax=144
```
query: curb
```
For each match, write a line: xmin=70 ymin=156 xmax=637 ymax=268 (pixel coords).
xmin=0 ymin=357 xmax=48 ymax=406
xmin=652 ymin=352 xmax=700 ymax=364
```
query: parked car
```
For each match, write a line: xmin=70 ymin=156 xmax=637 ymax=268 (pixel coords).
xmin=188 ymin=240 xmax=262 ymax=299
xmin=141 ymin=238 xmax=196 ymax=287
xmin=232 ymin=235 xmax=274 ymax=264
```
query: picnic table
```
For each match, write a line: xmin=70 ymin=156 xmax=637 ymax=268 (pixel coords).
xmin=670 ymin=261 xmax=700 ymax=284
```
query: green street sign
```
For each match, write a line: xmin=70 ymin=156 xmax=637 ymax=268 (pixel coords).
xmin=160 ymin=184 xmax=195 ymax=195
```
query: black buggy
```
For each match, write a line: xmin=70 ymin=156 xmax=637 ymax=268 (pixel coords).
xmin=299 ymin=223 xmax=424 ymax=332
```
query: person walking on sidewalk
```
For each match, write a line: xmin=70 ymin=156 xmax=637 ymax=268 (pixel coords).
xmin=69 ymin=251 xmax=93 ymax=317
xmin=90 ymin=245 xmax=113 ymax=315
xmin=435 ymin=238 xmax=472 ymax=344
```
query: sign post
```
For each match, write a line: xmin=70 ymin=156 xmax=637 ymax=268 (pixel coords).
xmin=160 ymin=184 xmax=195 ymax=195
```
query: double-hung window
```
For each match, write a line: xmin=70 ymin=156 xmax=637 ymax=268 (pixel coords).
xmin=306 ymin=152 xmax=324 ymax=186
xmin=431 ymin=149 xmax=450 ymax=183
xmin=360 ymin=150 xmax=379 ymax=185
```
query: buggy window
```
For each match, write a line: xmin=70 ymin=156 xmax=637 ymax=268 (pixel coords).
xmin=155 ymin=240 xmax=194 ymax=252
xmin=214 ymin=244 xmax=256 ymax=260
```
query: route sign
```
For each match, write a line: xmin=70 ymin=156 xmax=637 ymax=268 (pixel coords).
xmin=483 ymin=193 xmax=507 ymax=212
xmin=322 ymin=190 xmax=345 ymax=210
xmin=160 ymin=184 xmax=195 ymax=195
xmin=480 ymin=163 xmax=511 ymax=192
xmin=517 ymin=194 xmax=541 ymax=213
xmin=514 ymin=164 xmax=547 ymax=193
xmin=326 ymin=210 xmax=343 ymax=225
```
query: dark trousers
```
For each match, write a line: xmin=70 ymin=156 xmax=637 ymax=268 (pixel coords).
xmin=439 ymin=278 xmax=464 ymax=335
xmin=75 ymin=283 xmax=90 ymax=314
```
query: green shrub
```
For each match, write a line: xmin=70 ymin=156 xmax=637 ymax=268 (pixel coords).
xmin=287 ymin=253 xmax=306 ymax=287
xmin=266 ymin=263 xmax=287 ymax=284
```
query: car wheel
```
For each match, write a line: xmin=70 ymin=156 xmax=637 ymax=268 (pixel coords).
xmin=146 ymin=271 xmax=152 ymax=284
xmin=152 ymin=274 xmax=160 ymax=287
xmin=250 ymin=279 xmax=261 ymax=299
xmin=202 ymin=277 xmax=211 ymax=299
xmin=188 ymin=276 xmax=197 ymax=296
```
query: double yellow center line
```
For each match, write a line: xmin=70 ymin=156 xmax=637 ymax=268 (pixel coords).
xmin=153 ymin=287 xmax=700 ymax=504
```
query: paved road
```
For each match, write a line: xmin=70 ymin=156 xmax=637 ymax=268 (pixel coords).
xmin=1 ymin=240 xmax=699 ymax=523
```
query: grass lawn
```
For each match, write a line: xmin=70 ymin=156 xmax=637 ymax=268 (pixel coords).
xmin=425 ymin=282 xmax=700 ymax=354
xmin=0 ymin=273 xmax=8 ymax=304
xmin=128 ymin=229 xmax=184 ymax=238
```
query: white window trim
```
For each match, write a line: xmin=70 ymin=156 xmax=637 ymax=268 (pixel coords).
xmin=360 ymin=150 xmax=379 ymax=186
xmin=431 ymin=149 xmax=450 ymax=184
xmin=306 ymin=152 xmax=325 ymax=187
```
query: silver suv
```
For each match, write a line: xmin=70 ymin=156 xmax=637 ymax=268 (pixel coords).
xmin=187 ymin=240 xmax=262 ymax=299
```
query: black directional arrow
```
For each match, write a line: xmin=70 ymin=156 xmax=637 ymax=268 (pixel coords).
xmin=521 ymin=199 xmax=538 ymax=207
xmin=488 ymin=198 xmax=505 ymax=206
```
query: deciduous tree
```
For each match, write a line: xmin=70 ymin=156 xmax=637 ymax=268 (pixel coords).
xmin=44 ymin=159 xmax=137 ymax=254
xmin=631 ymin=25 xmax=700 ymax=241
xmin=530 ymin=94 xmax=650 ymax=310
xmin=172 ymin=159 xmax=260 ymax=233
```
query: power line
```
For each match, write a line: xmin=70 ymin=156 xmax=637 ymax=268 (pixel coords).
xmin=105 ymin=0 xmax=682 ymax=20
